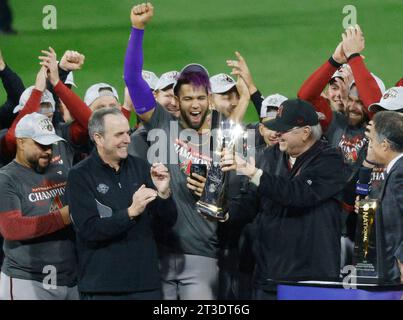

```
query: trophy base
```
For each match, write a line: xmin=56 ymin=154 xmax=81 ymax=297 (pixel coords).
xmin=196 ymin=201 xmax=227 ymax=221
xmin=350 ymin=276 xmax=380 ymax=285
xmin=351 ymin=262 xmax=380 ymax=284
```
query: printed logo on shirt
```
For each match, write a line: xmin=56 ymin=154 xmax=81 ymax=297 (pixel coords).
xmin=174 ymin=139 xmax=212 ymax=175
xmin=28 ymin=182 xmax=66 ymax=203
xmin=97 ymin=183 xmax=109 ymax=194
xmin=371 ymin=166 xmax=386 ymax=191
xmin=338 ymin=134 xmax=367 ymax=164
xmin=49 ymin=194 xmax=64 ymax=212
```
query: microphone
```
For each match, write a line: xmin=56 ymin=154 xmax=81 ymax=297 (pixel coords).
xmin=356 ymin=167 xmax=373 ymax=199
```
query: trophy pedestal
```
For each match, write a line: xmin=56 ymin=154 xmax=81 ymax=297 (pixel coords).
xmin=196 ymin=163 xmax=228 ymax=221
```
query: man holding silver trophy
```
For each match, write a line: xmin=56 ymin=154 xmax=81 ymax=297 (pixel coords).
xmin=221 ymin=99 xmax=349 ymax=299
xmin=124 ymin=3 xmax=252 ymax=300
xmin=196 ymin=111 xmax=247 ymax=222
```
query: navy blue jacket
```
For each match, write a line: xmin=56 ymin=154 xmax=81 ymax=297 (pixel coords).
xmin=251 ymin=141 xmax=348 ymax=285
xmin=378 ymin=156 xmax=403 ymax=283
xmin=66 ymin=150 xmax=176 ymax=293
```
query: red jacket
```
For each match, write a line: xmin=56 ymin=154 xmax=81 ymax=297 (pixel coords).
xmin=298 ymin=56 xmax=383 ymax=132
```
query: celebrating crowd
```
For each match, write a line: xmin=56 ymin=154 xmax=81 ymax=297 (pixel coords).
xmin=0 ymin=2 xmax=402 ymax=300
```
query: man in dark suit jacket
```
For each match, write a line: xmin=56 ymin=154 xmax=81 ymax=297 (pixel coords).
xmin=367 ymin=111 xmax=403 ymax=283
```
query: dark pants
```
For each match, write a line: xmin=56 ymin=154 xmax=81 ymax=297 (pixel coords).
xmin=0 ymin=0 xmax=13 ymax=31
xmin=80 ymin=289 xmax=162 ymax=300
xmin=218 ymin=248 xmax=254 ymax=300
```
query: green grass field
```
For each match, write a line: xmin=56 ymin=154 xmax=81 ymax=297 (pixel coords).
xmin=1 ymin=0 xmax=402 ymax=123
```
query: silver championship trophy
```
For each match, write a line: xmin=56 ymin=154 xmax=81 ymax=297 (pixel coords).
xmin=196 ymin=111 xmax=244 ymax=221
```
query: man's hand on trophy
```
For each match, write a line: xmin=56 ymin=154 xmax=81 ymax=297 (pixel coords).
xmin=220 ymin=148 xmax=257 ymax=178
xmin=354 ymin=196 xmax=360 ymax=214
xmin=220 ymin=148 xmax=236 ymax=171
xmin=354 ymin=195 xmax=370 ymax=214
xmin=187 ymin=173 xmax=206 ymax=197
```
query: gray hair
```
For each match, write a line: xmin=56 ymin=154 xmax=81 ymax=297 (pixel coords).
xmin=310 ymin=123 xmax=323 ymax=141
xmin=88 ymin=107 xmax=123 ymax=142
xmin=373 ymin=111 xmax=403 ymax=153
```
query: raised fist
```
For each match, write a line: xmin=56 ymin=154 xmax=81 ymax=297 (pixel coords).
xmin=130 ymin=2 xmax=154 ymax=29
xmin=59 ymin=50 xmax=85 ymax=71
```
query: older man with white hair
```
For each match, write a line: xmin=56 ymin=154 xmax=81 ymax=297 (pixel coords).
xmin=221 ymin=99 xmax=348 ymax=299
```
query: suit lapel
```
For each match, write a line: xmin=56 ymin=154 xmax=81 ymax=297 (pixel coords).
xmin=380 ymin=157 xmax=403 ymax=200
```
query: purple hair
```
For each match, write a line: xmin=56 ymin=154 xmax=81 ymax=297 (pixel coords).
xmin=174 ymin=71 xmax=211 ymax=96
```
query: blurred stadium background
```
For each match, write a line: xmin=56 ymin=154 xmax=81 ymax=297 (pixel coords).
xmin=0 ymin=0 xmax=402 ymax=123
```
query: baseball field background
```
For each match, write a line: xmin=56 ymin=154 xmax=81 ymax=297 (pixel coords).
xmin=0 ymin=0 xmax=402 ymax=124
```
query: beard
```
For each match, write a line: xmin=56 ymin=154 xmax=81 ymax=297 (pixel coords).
xmin=27 ymin=155 xmax=51 ymax=173
xmin=180 ymin=108 xmax=208 ymax=131
xmin=347 ymin=107 xmax=365 ymax=126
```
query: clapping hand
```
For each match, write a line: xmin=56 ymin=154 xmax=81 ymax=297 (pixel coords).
xmin=151 ymin=162 xmax=171 ymax=198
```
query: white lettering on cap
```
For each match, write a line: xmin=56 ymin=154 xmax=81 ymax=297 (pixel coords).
xmin=38 ymin=118 xmax=55 ymax=133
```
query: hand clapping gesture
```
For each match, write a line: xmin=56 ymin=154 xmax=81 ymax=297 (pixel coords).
xmin=151 ymin=163 xmax=171 ymax=199
xmin=342 ymin=24 xmax=365 ymax=58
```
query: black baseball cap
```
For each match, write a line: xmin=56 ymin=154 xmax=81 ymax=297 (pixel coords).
xmin=263 ymin=99 xmax=319 ymax=132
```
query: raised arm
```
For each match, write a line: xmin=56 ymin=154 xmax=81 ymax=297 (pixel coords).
xmin=0 ymin=50 xmax=25 ymax=106
xmin=124 ymin=3 xmax=156 ymax=122
xmin=40 ymin=47 xmax=91 ymax=145
xmin=227 ymin=51 xmax=260 ymax=117
xmin=228 ymin=76 xmax=250 ymax=123
xmin=120 ymin=86 xmax=133 ymax=122
xmin=342 ymin=25 xmax=383 ymax=111
xmin=297 ymin=42 xmax=348 ymax=131
xmin=0 ymin=50 xmax=26 ymax=129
